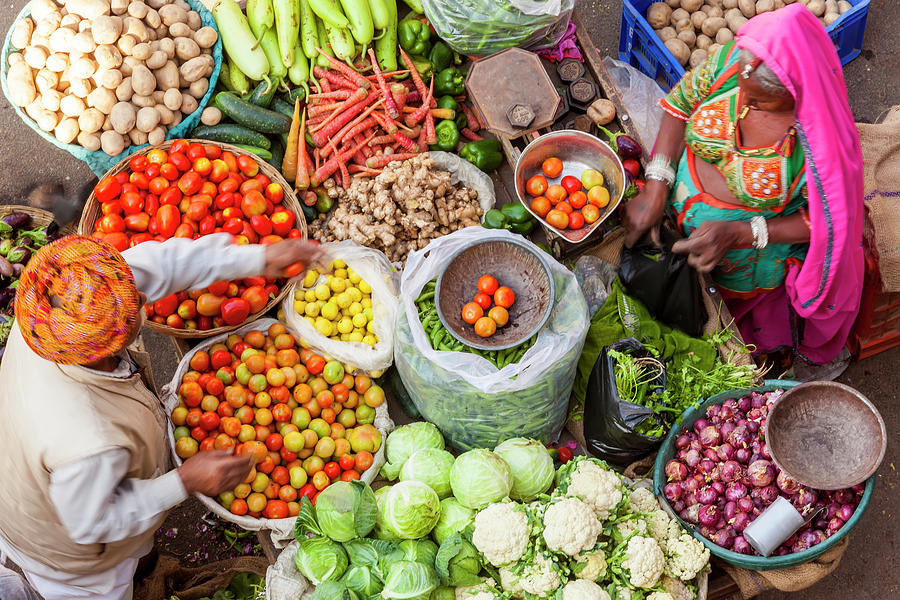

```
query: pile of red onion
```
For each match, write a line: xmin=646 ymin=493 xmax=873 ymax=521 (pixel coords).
xmin=663 ymin=390 xmax=864 ymax=556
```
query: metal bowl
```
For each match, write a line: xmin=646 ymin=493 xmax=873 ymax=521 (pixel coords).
xmin=435 ymin=236 xmax=555 ymax=351
xmin=765 ymin=381 xmax=887 ymax=490
xmin=514 ymin=130 xmax=626 ymax=244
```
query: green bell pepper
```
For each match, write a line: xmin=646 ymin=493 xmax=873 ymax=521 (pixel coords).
xmin=483 ymin=209 xmax=510 ymax=230
xmin=399 ymin=19 xmax=430 ymax=56
xmin=460 ymin=139 xmax=503 ymax=172
xmin=454 ymin=112 xmax=468 ymax=131
xmin=501 ymin=202 xmax=537 ymax=235
xmin=429 ymin=42 xmax=454 ymax=73
xmin=436 ymin=95 xmax=458 ymax=112
xmin=410 ymin=55 xmax=432 ymax=78
xmin=433 ymin=67 xmax=465 ymax=96
xmin=431 ymin=120 xmax=460 ymax=151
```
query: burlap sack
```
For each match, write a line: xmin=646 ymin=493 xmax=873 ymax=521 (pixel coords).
xmin=857 ymin=108 xmax=900 ymax=292
xmin=135 ymin=554 xmax=270 ymax=600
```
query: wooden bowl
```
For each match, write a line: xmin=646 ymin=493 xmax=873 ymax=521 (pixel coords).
xmin=765 ymin=381 xmax=887 ymax=490
xmin=435 ymin=236 xmax=555 ymax=351
xmin=78 ymin=140 xmax=306 ymax=339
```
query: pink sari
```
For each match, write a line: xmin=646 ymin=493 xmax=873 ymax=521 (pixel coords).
xmin=728 ymin=5 xmax=864 ymax=364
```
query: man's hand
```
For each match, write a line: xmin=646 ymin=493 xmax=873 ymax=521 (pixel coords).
xmin=177 ymin=451 xmax=254 ymax=497
xmin=671 ymin=220 xmax=751 ymax=273
xmin=623 ymin=180 xmax=668 ymax=248
xmin=263 ymin=239 xmax=332 ymax=278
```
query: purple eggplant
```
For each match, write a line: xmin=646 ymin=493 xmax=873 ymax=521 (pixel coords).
xmin=0 ymin=256 xmax=12 ymax=278
xmin=0 ymin=212 xmax=32 ymax=234
xmin=597 ymin=126 xmax=644 ymax=159
xmin=7 ymin=246 xmax=31 ymax=264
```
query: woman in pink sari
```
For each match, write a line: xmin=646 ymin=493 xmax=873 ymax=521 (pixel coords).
xmin=624 ymin=5 xmax=864 ymax=378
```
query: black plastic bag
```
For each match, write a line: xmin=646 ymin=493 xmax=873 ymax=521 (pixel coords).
xmin=583 ymin=338 xmax=666 ymax=466
xmin=619 ymin=228 xmax=707 ymax=337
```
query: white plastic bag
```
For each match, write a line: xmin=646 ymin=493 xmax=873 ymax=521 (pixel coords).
xmin=161 ymin=318 xmax=394 ymax=543
xmin=601 ymin=56 xmax=666 ymax=151
xmin=394 ymin=228 xmax=589 ymax=450
xmin=283 ymin=242 xmax=400 ymax=376
xmin=266 ymin=541 xmax=313 ymax=600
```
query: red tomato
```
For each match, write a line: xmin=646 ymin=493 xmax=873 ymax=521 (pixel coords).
xmin=340 ymin=470 xmax=360 ymax=481
xmin=237 ymin=155 xmax=259 ymax=177
xmin=323 ymin=461 xmax=340 ymax=479
xmin=561 ymin=175 xmax=582 ymax=195
xmin=473 ymin=292 xmax=492 ymax=311
xmin=568 ymin=211 xmax=585 ymax=230
xmin=299 ymin=483 xmax=317 ymax=502
xmin=241 ymin=285 xmax=269 ymax=313
xmin=306 ymin=354 xmax=325 ymax=375
xmin=103 ymin=233 xmax=129 ymax=252
xmin=221 ymin=298 xmax=251 ymax=326
xmin=494 ymin=286 xmax=516 ymax=308
xmin=568 ymin=191 xmax=588 ymax=210
xmin=525 ymin=175 xmax=548 ymax=197
xmin=204 ymin=144 xmax=222 ymax=160
xmin=174 ymin=223 xmax=194 ymax=238
xmin=622 ymin=159 xmax=642 ymax=179
xmin=145 ymin=164 xmax=160 ymax=179
xmin=100 ymin=201 xmax=123 ymax=216
xmin=155 ymin=204 xmax=181 ymax=238
xmin=178 ymin=172 xmax=203 ymax=195
xmin=250 ymin=214 xmax=273 ymax=236
xmin=186 ymin=201 xmax=209 ymax=222
xmin=159 ymin=163 xmax=179 ymax=182
xmin=187 ymin=143 xmax=207 ymax=161
xmin=169 ymin=152 xmax=191 ymax=172
xmin=541 ymin=157 xmax=563 ymax=178
xmin=124 ymin=213 xmax=150 ymax=232
xmin=154 ymin=294 xmax=179 ymax=317
xmin=170 ymin=139 xmax=190 ymax=155
xmin=557 ymin=446 xmax=574 ymax=463
xmin=339 ymin=454 xmax=355 ymax=470
xmin=461 ymin=302 xmax=483 ymax=325
xmin=159 ymin=187 xmax=181 ymax=206
xmin=193 ymin=157 xmax=212 ymax=176
xmin=546 ymin=184 xmax=567 ymax=205
xmin=131 ymin=233 xmax=154 ymax=246
xmin=209 ymin=159 xmax=230 ymax=183
xmin=265 ymin=183 xmax=283 ymax=204
xmin=199 ymin=411 xmax=220 ymax=431
xmin=120 ymin=191 xmax=143 ymax=215
xmin=199 ymin=215 xmax=216 ymax=235
xmin=241 ymin=190 xmax=267 ymax=217
xmin=474 ymin=316 xmax=497 ymax=338
xmin=355 ymin=451 xmax=373 ymax=472
xmin=129 ymin=172 xmax=149 ymax=190
xmin=270 ymin=210 xmax=295 ymax=237
xmin=94 ymin=176 xmax=122 ymax=203
xmin=477 ymin=274 xmax=499 ymax=295
xmin=530 ymin=196 xmax=551 ymax=218
xmin=208 ymin=281 xmax=230 ymax=296
xmin=99 ymin=214 xmax=126 ymax=234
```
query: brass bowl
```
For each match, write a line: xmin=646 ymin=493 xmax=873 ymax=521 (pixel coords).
xmin=765 ymin=381 xmax=887 ymax=490
xmin=435 ymin=236 xmax=555 ymax=351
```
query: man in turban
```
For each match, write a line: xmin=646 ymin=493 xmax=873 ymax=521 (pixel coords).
xmin=0 ymin=232 xmax=328 ymax=600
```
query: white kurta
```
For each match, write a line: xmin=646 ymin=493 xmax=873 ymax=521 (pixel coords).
xmin=0 ymin=234 xmax=266 ymax=600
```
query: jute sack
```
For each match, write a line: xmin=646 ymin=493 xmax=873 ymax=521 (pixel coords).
xmin=134 ymin=554 xmax=270 ymax=600
xmin=857 ymin=108 xmax=900 ymax=292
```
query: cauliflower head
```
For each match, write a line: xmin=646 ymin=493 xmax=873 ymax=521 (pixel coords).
xmin=561 ymin=579 xmax=611 ymax=600
xmin=615 ymin=517 xmax=647 ymax=540
xmin=646 ymin=593 xmax=675 ymax=600
xmin=498 ymin=566 xmax=525 ymax=597
xmin=646 ymin=509 xmax=673 ymax=549
xmin=473 ymin=502 xmax=530 ymax=567
xmin=628 ymin=487 xmax=659 ymax=514
xmin=564 ymin=460 xmax=624 ymax=519
xmin=661 ymin=576 xmax=694 ymax=600
xmin=542 ymin=498 xmax=602 ymax=556
xmin=456 ymin=579 xmax=499 ymax=600
xmin=519 ymin=555 xmax=561 ymax=598
xmin=571 ymin=549 xmax=607 ymax=582
xmin=621 ymin=535 xmax=665 ymax=589
xmin=664 ymin=533 xmax=709 ymax=581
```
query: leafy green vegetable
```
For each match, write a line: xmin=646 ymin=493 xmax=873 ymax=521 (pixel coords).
xmin=311 ymin=581 xmax=358 ymax=600
xmin=493 ymin=438 xmax=554 ymax=502
xmin=343 ymin=538 xmax=398 ymax=568
xmin=379 ymin=481 xmax=442 ymax=539
xmin=295 ymin=536 xmax=349 ymax=585
xmin=434 ymin=534 xmax=482 ymax=587
xmin=381 ymin=422 xmax=446 ymax=481
xmin=315 ymin=480 xmax=378 ymax=542
xmin=431 ymin=498 xmax=475 ymax=545
xmin=380 ymin=560 xmax=439 ymax=600
xmin=373 ymin=486 xmax=403 ymax=542
xmin=430 ymin=586 xmax=456 ymax=600
xmin=448 ymin=450 xmax=512 ymax=510
xmin=398 ymin=539 xmax=439 ymax=566
xmin=340 ymin=565 xmax=382 ymax=597
xmin=400 ymin=448 xmax=456 ymax=499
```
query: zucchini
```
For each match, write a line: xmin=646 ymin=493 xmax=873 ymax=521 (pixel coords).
xmin=191 ymin=124 xmax=272 ymax=148
xmin=234 ymin=144 xmax=273 ymax=160
xmin=270 ymin=98 xmax=295 ymax=118
xmin=283 ymin=87 xmax=307 ymax=103
xmin=269 ymin=137 xmax=286 ymax=171
xmin=214 ymin=92 xmax=292 ymax=134
xmin=246 ymin=78 xmax=280 ymax=107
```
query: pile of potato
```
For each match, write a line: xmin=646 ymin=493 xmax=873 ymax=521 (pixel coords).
xmin=6 ymin=0 xmax=218 ymax=156
xmin=647 ymin=0 xmax=855 ymax=69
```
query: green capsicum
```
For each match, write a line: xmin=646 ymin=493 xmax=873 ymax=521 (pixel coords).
xmin=483 ymin=209 xmax=510 ymax=230
xmin=429 ymin=41 xmax=454 ymax=73
xmin=433 ymin=67 xmax=465 ymax=96
xmin=431 ymin=120 xmax=460 ymax=151
xmin=399 ymin=19 xmax=431 ymax=57
xmin=454 ymin=112 xmax=468 ymax=131
xmin=436 ymin=95 xmax=458 ymax=112
xmin=460 ymin=139 xmax=503 ymax=172
xmin=501 ymin=202 xmax=537 ymax=235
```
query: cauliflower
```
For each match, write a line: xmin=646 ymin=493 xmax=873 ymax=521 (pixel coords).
xmin=646 ymin=593 xmax=674 ymax=600
xmin=499 ymin=556 xmax=561 ymax=599
xmin=615 ymin=517 xmax=647 ymax=540
xmin=571 ymin=550 xmax=607 ymax=581
xmin=628 ymin=487 xmax=659 ymax=513
xmin=456 ymin=579 xmax=499 ymax=600
xmin=563 ymin=459 xmax=623 ymax=519
xmin=561 ymin=579 xmax=611 ymax=600
xmin=498 ymin=566 xmax=525 ymax=597
xmin=542 ymin=498 xmax=602 ymax=556
xmin=664 ymin=533 xmax=709 ymax=581
xmin=621 ymin=536 xmax=665 ymax=589
xmin=661 ymin=576 xmax=694 ymax=600
xmin=473 ymin=502 xmax=530 ymax=567
xmin=646 ymin=509 xmax=673 ymax=549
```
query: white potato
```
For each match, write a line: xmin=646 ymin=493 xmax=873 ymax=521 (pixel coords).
xmin=109 ymin=100 xmax=136 ymax=133
xmin=79 ymin=107 xmax=105 ymax=132
xmin=77 ymin=130 xmax=102 ymax=150
xmin=100 ymin=130 xmax=126 ymax=155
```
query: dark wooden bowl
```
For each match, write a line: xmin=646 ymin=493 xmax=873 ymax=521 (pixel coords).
xmin=435 ymin=236 xmax=555 ymax=351
xmin=765 ymin=381 xmax=887 ymax=490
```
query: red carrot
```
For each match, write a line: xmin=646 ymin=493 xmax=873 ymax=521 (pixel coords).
xmin=461 ymin=128 xmax=483 ymax=141
xmin=371 ymin=112 xmax=418 ymax=152
xmin=399 ymin=47 xmax=435 ymax=107
xmin=368 ymin=49 xmax=400 ymax=120
xmin=357 ymin=132 xmax=375 ymax=158
xmin=425 ymin=110 xmax=436 ymax=145
xmin=323 ymin=100 xmax=383 ymax=155
xmin=417 ymin=124 xmax=428 ymax=153
xmin=365 ymin=153 xmax=419 ymax=169
xmin=341 ymin=115 xmax=380 ymax=145
xmin=308 ymin=90 xmax=353 ymax=101
xmin=349 ymin=164 xmax=383 ymax=175
xmin=313 ymin=66 xmax=357 ymax=90
xmin=368 ymin=134 xmax=396 ymax=147
xmin=308 ymin=100 xmax=352 ymax=117
xmin=313 ymin=133 xmax=376 ymax=185
xmin=315 ymin=48 xmax=370 ymax=89
xmin=364 ymin=70 xmax=409 ymax=81
xmin=461 ymin=104 xmax=483 ymax=131
xmin=400 ymin=106 xmax=455 ymax=120
xmin=320 ymin=78 xmax=332 ymax=93
xmin=314 ymin=148 xmax=320 ymax=173
xmin=390 ymin=83 xmax=408 ymax=111
xmin=310 ymin=90 xmax=374 ymax=140
xmin=296 ymin=109 xmax=310 ymax=190
xmin=405 ymin=78 xmax=434 ymax=127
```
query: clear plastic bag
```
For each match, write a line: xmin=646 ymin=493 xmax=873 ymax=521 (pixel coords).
xmin=283 ymin=242 xmax=400 ymax=376
xmin=422 ymin=0 xmax=575 ymax=57
xmin=601 ymin=56 xmax=666 ymax=153
xmin=394 ymin=228 xmax=589 ymax=450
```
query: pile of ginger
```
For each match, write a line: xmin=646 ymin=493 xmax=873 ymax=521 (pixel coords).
xmin=310 ymin=154 xmax=483 ymax=262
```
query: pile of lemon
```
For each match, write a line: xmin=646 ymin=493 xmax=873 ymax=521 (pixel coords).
xmin=293 ymin=260 xmax=379 ymax=346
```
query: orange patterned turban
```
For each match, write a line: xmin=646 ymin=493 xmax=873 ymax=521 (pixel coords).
xmin=14 ymin=235 xmax=141 ymax=365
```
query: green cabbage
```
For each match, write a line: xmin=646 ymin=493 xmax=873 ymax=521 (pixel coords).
xmin=448 ymin=449 xmax=512 ymax=510
xmin=343 ymin=538 xmax=398 ymax=568
xmin=400 ymin=448 xmax=456 ymax=499
xmin=380 ymin=560 xmax=439 ymax=600
xmin=430 ymin=587 xmax=456 ymax=600
xmin=398 ymin=539 xmax=439 ymax=566
xmin=431 ymin=498 xmax=475 ymax=546
xmin=311 ymin=581 xmax=358 ymax=600
xmin=315 ymin=480 xmax=378 ymax=542
xmin=295 ymin=536 xmax=348 ymax=585
xmin=340 ymin=565 xmax=382 ymax=597
xmin=373 ymin=486 xmax=402 ymax=542
xmin=435 ymin=533 xmax=482 ymax=587
xmin=379 ymin=481 xmax=442 ymax=539
xmin=493 ymin=438 xmax=554 ymax=501
xmin=381 ymin=422 xmax=445 ymax=480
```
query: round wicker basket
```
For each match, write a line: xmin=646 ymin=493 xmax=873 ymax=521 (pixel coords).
xmin=77 ymin=140 xmax=307 ymax=339
xmin=0 ymin=204 xmax=75 ymax=235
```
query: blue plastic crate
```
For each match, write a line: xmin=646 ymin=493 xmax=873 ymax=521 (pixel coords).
xmin=619 ymin=0 xmax=870 ymax=90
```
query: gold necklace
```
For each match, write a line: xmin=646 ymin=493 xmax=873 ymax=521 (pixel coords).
xmin=729 ymin=105 xmax=795 ymax=157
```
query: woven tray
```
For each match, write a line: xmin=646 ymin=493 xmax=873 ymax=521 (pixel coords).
xmin=78 ymin=140 xmax=307 ymax=339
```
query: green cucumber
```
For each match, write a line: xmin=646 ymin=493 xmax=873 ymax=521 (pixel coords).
xmin=191 ymin=124 xmax=272 ymax=148
xmin=270 ymin=98 xmax=295 ymax=118
xmin=269 ymin=137 xmax=285 ymax=170
xmin=214 ymin=92 xmax=292 ymax=133
xmin=283 ymin=87 xmax=306 ymax=103
xmin=234 ymin=144 xmax=273 ymax=160
xmin=246 ymin=78 xmax=280 ymax=108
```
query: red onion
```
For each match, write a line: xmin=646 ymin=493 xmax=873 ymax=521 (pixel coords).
xmin=814 ymin=517 xmax=829 ymax=530
xmin=720 ymin=421 xmax=736 ymax=439
xmin=682 ymin=504 xmax=700 ymax=523
xmin=698 ymin=459 xmax=716 ymax=475
xmin=827 ymin=517 xmax=845 ymax=532
xmin=716 ymin=443 xmax=735 ymax=461
xmin=737 ymin=396 xmax=752 ymax=412
xmin=697 ymin=487 xmax=719 ymax=505
xmin=665 ymin=459 xmax=688 ymax=482
xmin=723 ymin=398 xmax=739 ymax=411
xmin=698 ymin=504 xmax=720 ymax=527
xmin=758 ymin=485 xmax=779 ymax=505
xmin=685 ymin=475 xmax=703 ymax=493
xmin=747 ymin=460 xmax=775 ymax=487
xmin=747 ymin=407 xmax=765 ymax=421
xmin=684 ymin=491 xmax=697 ymax=506
xmin=839 ymin=504 xmax=855 ymax=521
xmin=776 ymin=471 xmax=801 ymax=495
xmin=727 ymin=425 xmax=750 ymax=447
xmin=725 ymin=482 xmax=748 ymax=502
xmin=675 ymin=434 xmax=691 ymax=450
xmin=723 ymin=501 xmax=737 ymax=520
xmin=852 ymin=483 xmax=865 ymax=494
xmin=737 ymin=497 xmax=754 ymax=513
xmin=716 ymin=405 xmax=735 ymax=423
xmin=683 ymin=449 xmax=702 ymax=468
xmin=693 ymin=418 xmax=710 ymax=434
xmin=706 ymin=404 xmax=721 ymax=418
xmin=700 ymin=425 xmax=721 ymax=447
xmin=703 ymin=447 xmax=720 ymax=462
xmin=745 ymin=420 xmax=760 ymax=433
xmin=712 ymin=528 xmax=734 ymax=548
xmin=721 ymin=460 xmax=742 ymax=483
xmin=759 ymin=443 xmax=771 ymax=459
xmin=689 ymin=439 xmax=703 ymax=453
xmin=784 ymin=534 xmax=797 ymax=547
xmin=824 ymin=503 xmax=840 ymax=520
xmin=712 ymin=481 xmax=726 ymax=495
xmin=731 ymin=512 xmax=751 ymax=532
xmin=733 ymin=536 xmax=752 ymax=554
xmin=664 ymin=482 xmax=684 ymax=502
xmin=792 ymin=488 xmax=818 ymax=509
xmin=734 ymin=447 xmax=752 ymax=464
xmin=833 ymin=489 xmax=854 ymax=504
xmin=671 ymin=499 xmax=686 ymax=513
xmin=700 ymin=525 xmax=716 ymax=539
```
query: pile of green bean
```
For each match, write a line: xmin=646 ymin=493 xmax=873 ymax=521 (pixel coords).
xmin=414 ymin=279 xmax=536 ymax=370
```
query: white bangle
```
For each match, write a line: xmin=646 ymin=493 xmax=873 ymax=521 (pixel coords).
xmin=644 ymin=155 xmax=676 ymax=188
xmin=750 ymin=216 xmax=769 ymax=250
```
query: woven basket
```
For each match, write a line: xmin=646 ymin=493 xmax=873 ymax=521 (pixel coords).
xmin=78 ymin=140 xmax=307 ymax=339
xmin=1 ymin=0 xmax=222 ymax=177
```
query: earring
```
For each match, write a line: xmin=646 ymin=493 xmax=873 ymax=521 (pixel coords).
xmin=741 ymin=63 xmax=754 ymax=79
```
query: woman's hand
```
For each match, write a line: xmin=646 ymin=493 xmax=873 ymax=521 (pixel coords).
xmin=672 ymin=220 xmax=752 ymax=272
xmin=623 ymin=179 xmax=668 ymax=247
xmin=263 ymin=239 xmax=332 ymax=278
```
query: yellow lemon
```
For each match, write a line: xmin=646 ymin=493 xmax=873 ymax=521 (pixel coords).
xmin=348 ymin=302 xmax=363 ymax=316
xmin=305 ymin=316 xmax=316 ymax=327
xmin=330 ymin=277 xmax=346 ymax=293
xmin=361 ymin=297 xmax=372 ymax=309
xmin=363 ymin=308 xmax=374 ymax=321
xmin=348 ymin=270 xmax=361 ymax=284
xmin=366 ymin=320 xmax=375 ymax=333
xmin=303 ymin=270 xmax=319 ymax=288
xmin=321 ymin=302 xmax=340 ymax=321
xmin=359 ymin=279 xmax=372 ymax=294
xmin=315 ymin=317 xmax=332 ymax=336
xmin=293 ymin=289 xmax=305 ymax=301
xmin=304 ymin=289 xmax=317 ymax=303
xmin=314 ymin=284 xmax=331 ymax=301
xmin=335 ymin=292 xmax=352 ymax=308
xmin=340 ymin=333 xmax=350 ymax=342
xmin=352 ymin=313 xmax=368 ymax=328
xmin=293 ymin=300 xmax=307 ymax=314
xmin=304 ymin=302 xmax=320 ymax=317
xmin=338 ymin=317 xmax=354 ymax=334
xmin=347 ymin=287 xmax=363 ymax=303
xmin=332 ymin=259 xmax=346 ymax=269
xmin=348 ymin=330 xmax=364 ymax=342
xmin=334 ymin=268 xmax=348 ymax=279
xmin=362 ymin=334 xmax=377 ymax=346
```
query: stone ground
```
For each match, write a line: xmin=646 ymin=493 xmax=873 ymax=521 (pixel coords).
xmin=0 ymin=0 xmax=897 ymax=597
